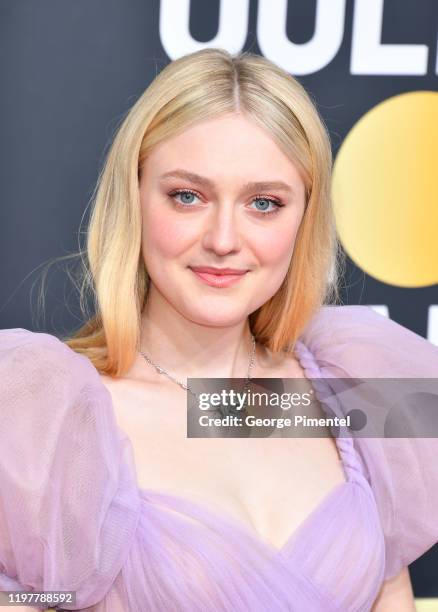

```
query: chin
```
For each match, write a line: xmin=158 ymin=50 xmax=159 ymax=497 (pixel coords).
xmin=183 ymin=308 xmax=247 ymax=329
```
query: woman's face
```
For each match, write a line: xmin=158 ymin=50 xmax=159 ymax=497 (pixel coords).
xmin=138 ymin=113 xmax=307 ymax=327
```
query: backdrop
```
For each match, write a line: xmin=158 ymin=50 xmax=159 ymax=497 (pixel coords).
xmin=1 ymin=0 xmax=437 ymax=598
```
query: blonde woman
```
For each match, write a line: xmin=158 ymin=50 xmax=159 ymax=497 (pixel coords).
xmin=1 ymin=49 xmax=437 ymax=612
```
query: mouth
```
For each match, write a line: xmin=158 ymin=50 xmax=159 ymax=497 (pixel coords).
xmin=188 ymin=266 xmax=249 ymax=288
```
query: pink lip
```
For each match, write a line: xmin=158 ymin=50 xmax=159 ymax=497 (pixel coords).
xmin=189 ymin=266 xmax=248 ymax=288
xmin=190 ymin=266 xmax=248 ymax=275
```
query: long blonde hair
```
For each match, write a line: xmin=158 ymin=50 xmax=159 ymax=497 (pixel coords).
xmin=56 ymin=48 xmax=344 ymax=376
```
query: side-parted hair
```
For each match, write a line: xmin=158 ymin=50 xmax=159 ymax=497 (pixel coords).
xmin=60 ymin=48 xmax=344 ymax=376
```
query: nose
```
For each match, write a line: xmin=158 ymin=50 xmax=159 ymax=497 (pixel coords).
xmin=201 ymin=202 xmax=243 ymax=256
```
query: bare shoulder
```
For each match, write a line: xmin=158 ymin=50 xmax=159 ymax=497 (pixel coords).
xmin=98 ymin=368 xmax=165 ymax=397
xmin=255 ymin=343 xmax=306 ymax=379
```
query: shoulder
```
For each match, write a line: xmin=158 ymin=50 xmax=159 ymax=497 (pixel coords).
xmin=0 ymin=327 xmax=102 ymax=389
xmin=1 ymin=326 xmax=72 ymax=353
xmin=0 ymin=327 xmax=112 ymax=442
xmin=299 ymin=304 xmax=422 ymax=345
xmin=296 ymin=305 xmax=438 ymax=377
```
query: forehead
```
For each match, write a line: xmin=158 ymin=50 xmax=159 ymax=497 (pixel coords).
xmin=142 ymin=113 xmax=305 ymax=188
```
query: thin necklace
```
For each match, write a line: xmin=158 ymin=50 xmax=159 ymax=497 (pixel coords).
xmin=139 ymin=334 xmax=256 ymax=417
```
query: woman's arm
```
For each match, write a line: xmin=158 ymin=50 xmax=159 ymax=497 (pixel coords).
xmin=372 ymin=566 xmax=416 ymax=611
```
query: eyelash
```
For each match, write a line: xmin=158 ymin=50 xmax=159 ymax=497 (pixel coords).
xmin=168 ymin=189 xmax=285 ymax=216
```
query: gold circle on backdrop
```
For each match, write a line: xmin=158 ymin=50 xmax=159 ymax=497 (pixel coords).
xmin=332 ymin=91 xmax=438 ymax=288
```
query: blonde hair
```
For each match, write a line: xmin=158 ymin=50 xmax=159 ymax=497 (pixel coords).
xmin=56 ymin=48 xmax=344 ymax=376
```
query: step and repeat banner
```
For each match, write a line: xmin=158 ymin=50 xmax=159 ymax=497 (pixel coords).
xmin=1 ymin=0 xmax=437 ymax=601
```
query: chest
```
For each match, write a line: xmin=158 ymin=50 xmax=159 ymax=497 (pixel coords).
xmin=100 ymin=374 xmax=347 ymax=550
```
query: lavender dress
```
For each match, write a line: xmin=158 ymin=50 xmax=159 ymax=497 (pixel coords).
xmin=1 ymin=305 xmax=438 ymax=611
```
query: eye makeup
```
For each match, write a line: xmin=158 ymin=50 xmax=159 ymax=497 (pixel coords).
xmin=167 ymin=188 xmax=286 ymax=217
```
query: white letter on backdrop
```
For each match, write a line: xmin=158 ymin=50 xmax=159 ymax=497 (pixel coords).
xmin=351 ymin=0 xmax=428 ymax=75
xmin=159 ymin=0 xmax=250 ymax=60
xmin=257 ymin=0 xmax=346 ymax=75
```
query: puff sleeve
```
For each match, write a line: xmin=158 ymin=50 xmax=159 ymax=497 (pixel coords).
xmin=297 ymin=305 xmax=438 ymax=581
xmin=0 ymin=328 xmax=141 ymax=609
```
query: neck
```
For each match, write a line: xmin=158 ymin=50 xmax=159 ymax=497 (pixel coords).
xmin=139 ymin=285 xmax=256 ymax=381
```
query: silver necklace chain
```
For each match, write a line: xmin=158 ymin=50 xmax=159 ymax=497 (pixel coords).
xmin=139 ymin=334 xmax=256 ymax=416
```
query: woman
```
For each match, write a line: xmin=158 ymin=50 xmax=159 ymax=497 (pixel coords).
xmin=1 ymin=48 xmax=437 ymax=612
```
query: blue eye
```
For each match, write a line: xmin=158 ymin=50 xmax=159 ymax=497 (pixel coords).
xmin=170 ymin=190 xmax=200 ymax=206
xmin=250 ymin=197 xmax=283 ymax=215
xmin=168 ymin=190 xmax=284 ymax=216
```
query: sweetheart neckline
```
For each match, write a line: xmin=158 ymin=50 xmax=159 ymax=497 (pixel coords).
xmin=137 ymin=479 xmax=356 ymax=555
xmin=104 ymin=338 xmax=365 ymax=554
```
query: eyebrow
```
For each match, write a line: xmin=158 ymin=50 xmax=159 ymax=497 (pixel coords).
xmin=158 ymin=169 xmax=296 ymax=196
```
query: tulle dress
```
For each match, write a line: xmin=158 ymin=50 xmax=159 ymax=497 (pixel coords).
xmin=1 ymin=305 xmax=438 ymax=612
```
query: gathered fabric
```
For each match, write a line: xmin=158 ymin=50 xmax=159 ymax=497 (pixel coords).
xmin=1 ymin=305 xmax=438 ymax=611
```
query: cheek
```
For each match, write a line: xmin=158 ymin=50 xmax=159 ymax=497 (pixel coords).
xmin=251 ymin=221 xmax=299 ymax=266
xmin=142 ymin=208 xmax=195 ymax=259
